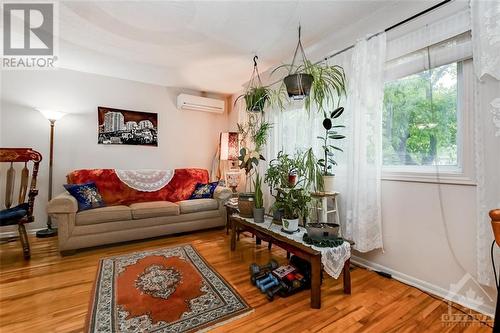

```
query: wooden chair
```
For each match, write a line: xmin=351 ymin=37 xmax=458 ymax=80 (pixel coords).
xmin=0 ymin=148 xmax=42 ymax=259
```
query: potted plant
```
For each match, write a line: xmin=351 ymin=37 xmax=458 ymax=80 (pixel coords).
xmin=264 ymin=151 xmax=299 ymax=190
xmin=264 ymin=150 xmax=320 ymax=225
xmin=270 ymin=27 xmax=346 ymax=113
xmin=274 ymin=188 xmax=311 ymax=232
xmin=317 ymin=107 xmax=345 ymax=193
xmin=241 ymin=86 xmax=271 ymax=113
xmin=237 ymin=120 xmax=272 ymax=218
xmin=253 ymin=173 xmax=265 ymax=223
xmin=235 ymin=56 xmax=270 ymax=113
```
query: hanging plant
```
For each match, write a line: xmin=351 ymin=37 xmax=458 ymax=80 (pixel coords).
xmin=271 ymin=26 xmax=347 ymax=113
xmin=235 ymin=56 xmax=271 ymax=113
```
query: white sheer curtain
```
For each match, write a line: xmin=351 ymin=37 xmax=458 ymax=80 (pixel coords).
xmin=336 ymin=34 xmax=386 ymax=252
xmin=471 ymin=0 xmax=500 ymax=80
xmin=471 ymin=0 xmax=500 ymax=286
xmin=262 ymin=34 xmax=386 ymax=253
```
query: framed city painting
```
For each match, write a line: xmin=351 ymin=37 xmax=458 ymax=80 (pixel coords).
xmin=98 ymin=107 xmax=158 ymax=146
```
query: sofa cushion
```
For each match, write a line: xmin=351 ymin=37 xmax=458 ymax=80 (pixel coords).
xmin=129 ymin=201 xmax=179 ymax=219
xmin=76 ymin=205 xmax=132 ymax=226
xmin=178 ymin=199 xmax=218 ymax=214
xmin=63 ymin=182 xmax=105 ymax=211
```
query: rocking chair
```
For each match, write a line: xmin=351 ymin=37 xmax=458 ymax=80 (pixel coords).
xmin=0 ymin=148 xmax=42 ymax=259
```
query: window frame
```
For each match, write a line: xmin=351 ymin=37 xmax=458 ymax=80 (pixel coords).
xmin=381 ymin=59 xmax=475 ymax=185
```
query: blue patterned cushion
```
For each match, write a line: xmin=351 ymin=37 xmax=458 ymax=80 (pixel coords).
xmin=189 ymin=182 xmax=218 ymax=199
xmin=64 ymin=182 xmax=105 ymax=211
xmin=0 ymin=203 xmax=29 ymax=225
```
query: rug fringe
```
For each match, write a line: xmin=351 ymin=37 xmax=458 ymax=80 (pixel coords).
xmin=197 ymin=309 xmax=255 ymax=332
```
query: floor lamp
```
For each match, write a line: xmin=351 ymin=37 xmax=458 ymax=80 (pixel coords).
xmin=36 ymin=109 xmax=66 ymax=238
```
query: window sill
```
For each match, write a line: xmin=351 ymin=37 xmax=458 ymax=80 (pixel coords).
xmin=381 ymin=170 xmax=476 ymax=186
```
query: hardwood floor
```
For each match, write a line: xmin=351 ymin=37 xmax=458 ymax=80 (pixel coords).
xmin=0 ymin=229 xmax=492 ymax=332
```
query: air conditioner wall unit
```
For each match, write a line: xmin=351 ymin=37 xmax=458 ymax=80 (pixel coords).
xmin=177 ymin=94 xmax=225 ymax=114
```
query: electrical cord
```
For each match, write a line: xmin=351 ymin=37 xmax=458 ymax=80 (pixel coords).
xmin=491 ymin=240 xmax=499 ymax=290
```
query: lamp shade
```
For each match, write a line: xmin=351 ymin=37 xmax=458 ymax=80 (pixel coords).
xmin=38 ymin=109 xmax=66 ymax=121
xmin=226 ymin=170 xmax=241 ymax=187
xmin=220 ymin=132 xmax=239 ymax=161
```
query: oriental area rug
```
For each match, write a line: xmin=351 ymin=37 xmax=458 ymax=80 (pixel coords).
xmin=86 ymin=244 xmax=252 ymax=333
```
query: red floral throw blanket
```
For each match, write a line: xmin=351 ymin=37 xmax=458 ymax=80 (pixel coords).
xmin=67 ymin=168 xmax=209 ymax=205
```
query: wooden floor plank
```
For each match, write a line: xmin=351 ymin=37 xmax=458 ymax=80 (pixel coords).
xmin=0 ymin=229 xmax=493 ymax=332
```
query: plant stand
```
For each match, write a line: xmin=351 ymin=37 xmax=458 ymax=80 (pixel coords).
xmin=310 ymin=192 xmax=340 ymax=231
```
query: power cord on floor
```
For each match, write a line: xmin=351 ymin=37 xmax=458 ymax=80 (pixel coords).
xmin=352 ymin=263 xmax=494 ymax=328
xmin=491 ymin=240 xmax=499 ymax=290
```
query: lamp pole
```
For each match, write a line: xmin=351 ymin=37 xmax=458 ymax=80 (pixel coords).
xmin=36 ymin=110 xmax=65 ymax=238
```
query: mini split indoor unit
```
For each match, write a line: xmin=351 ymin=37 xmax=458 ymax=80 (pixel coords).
xmin=176 ymin=94 xmax=225 ymax=114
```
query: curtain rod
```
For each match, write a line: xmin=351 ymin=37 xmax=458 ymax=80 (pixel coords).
xmin=266 ymin=0 xmax=452 ymax=87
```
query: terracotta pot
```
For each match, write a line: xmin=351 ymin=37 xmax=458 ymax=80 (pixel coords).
xmin=283 ymin=73 xmax=313 ymax=99
xmin=323 ymin=175 xmax=335 ymax=193
xmin=238 ymin=192 xmax=255 ymax=218
xmin=288 ymin=174 xmax=297 ymax=187
xmin=490 ymin=210 xmax=500 ymax=246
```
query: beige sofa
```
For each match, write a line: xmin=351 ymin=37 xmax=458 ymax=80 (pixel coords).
xmin=48 ymin=186 xmax=232 ymax=253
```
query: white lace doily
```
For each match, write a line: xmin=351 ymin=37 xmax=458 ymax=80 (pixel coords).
xmin=115 ymin=169 xmax=174 ymax=192
xmin=235 ymin=215 xmax=351 ymax=279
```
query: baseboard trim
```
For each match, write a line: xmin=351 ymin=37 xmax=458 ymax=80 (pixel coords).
xmin=351 ymin=255 xmax=495 ymax=318
xmin=0 ymin=228 xmax=44 ymax=238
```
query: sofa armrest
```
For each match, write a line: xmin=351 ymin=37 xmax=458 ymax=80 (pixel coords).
xmin=48 ymin=192 xmax=78 ymax=214
xmin=214 ymin=186 xmax=232 ymax=202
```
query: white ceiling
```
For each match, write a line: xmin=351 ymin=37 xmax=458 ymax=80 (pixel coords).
xmin=56 ymin=1 xmax=419 ymax=94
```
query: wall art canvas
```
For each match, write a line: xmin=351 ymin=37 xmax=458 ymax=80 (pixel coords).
xmin=98 ymin=107 xmax=158 ymax=146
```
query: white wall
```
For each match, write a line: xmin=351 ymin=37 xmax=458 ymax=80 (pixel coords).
xmin=0 ymin=69 xmax=228 ymax=231
xmin=354 ymin=181 xmax=497 ymax=316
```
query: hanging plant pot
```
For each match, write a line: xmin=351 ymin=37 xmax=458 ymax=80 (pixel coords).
xmin=244 ymin=86 xmax=269 ymax=113
xmin=235 ymin=56 xmax=270 ymax=113
xmin=283 ymin=73 xmax=313 ymax=100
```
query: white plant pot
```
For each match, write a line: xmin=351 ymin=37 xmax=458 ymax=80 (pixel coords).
xmin=282 ymin=218 xmax=299 ymax=232
xmin=323 ymin=175 xmax=335 ymax=193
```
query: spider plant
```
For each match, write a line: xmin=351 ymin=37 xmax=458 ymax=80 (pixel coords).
xmin=271 ymin=60 xmax=346 ymax=113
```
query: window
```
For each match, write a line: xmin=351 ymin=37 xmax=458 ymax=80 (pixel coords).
xmin=383 ymin=62 xmax=458 ymax=167
xmin=381 ymin=59 xmax=474 ymax=184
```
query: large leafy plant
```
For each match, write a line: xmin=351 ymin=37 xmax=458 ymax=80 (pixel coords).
xmin=237 ymin=120 xmax=272 ymax=175
xmin=317 ymin=107 xmax=345 ymax=176
xmin=264 ymin=150 xmax=322 ymax=220
xmin=264 ymin=151 xmax=299 ymax=190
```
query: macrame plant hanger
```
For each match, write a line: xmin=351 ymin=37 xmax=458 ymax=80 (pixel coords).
xmin=247 ymin=55 xmax=263 ymax=91
xmin=289 ymin=25 xmax=309 ymax=76
xmin=283 ymin=25 xmax=313 ymax=101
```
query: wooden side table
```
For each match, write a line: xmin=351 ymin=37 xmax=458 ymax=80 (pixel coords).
xmin=230 ymin=215 xmax=351 ymax=309
xmin=224 ymin=200 xmax=239 ymax=235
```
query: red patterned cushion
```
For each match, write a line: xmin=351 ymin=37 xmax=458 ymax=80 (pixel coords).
xmin=67 ymin=169 xmax=209 ymax=205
